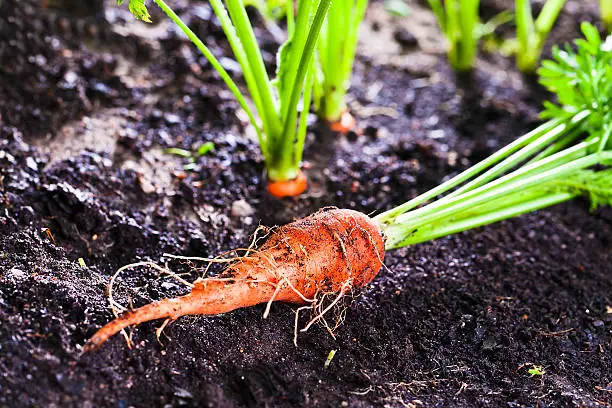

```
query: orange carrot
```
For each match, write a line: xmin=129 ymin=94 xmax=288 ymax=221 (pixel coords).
xmin=329 ymin=110 xmax=356 ymax=134
xmin=266 ymin=170 xmax=308 ymax=198
xmin=84 ymin=209 xmax=385 ymax=351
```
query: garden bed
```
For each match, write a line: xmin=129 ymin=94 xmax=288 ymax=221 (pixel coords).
xmin=0 ymin=0 xmax=610 ymax=406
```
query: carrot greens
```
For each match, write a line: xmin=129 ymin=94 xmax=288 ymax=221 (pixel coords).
xmin=313 ymin=0 xmax=368 ymax=125
xmin=118 ymin=0 xmax=331 ymax=196
xmin=87 ymin=21 xmax=612 ymax=352
xmin=376 ymin=23 xmax=612 ymax=249
xmin=515 ymin=0 xmax=566 ymax=72
xmin=427 ymin=0 xmax=481 ymax=71
xmin=244 ymin=0 xmax=287 ymax=22
xmin=602 ymin=0 xmax=612 ymax=32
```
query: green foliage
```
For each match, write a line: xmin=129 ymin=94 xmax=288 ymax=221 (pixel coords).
xmin=117 ymin=0 xmax=152 ymax=23
xmin=427 ymin=0 xmax=480 ymax=71
xmin=118 ymin=0 xmax=331 ymax=184
xmin=554 ymin=169 xmax=612 ymax=211
xmin=528 ymin=365 xmax=545 ymax=376
xmin=197 ymin=142 xmax=215 ymax=156
xmin=313 ymin=0 xmax=368 ymax=122
xmin=515 ymin=0 xmax=566 ymax=72
xmin=377 ymin=26 xmax=612 ymax=249
xmin=165 ymin=147 xmax=193 ymax=158
xmin=244 ymin=0 xmax=287 ymax=21
xmin=538 ymin=23 xmax=612 ymax=151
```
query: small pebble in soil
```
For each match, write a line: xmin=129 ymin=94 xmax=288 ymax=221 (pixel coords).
xmin=394 ymin=28 xmax=418 ymax=48
xmin=164 ymin=113 xmax=181 ymax=125
xmin=346 ymin=130 xmax=358 ymax=142
xmin=364 ymin=125 xmax=378 ymax=140
xmin=231 ymin=199 xmax=255 ymax=218
xmin=404 ymin=88 xmax=416 ymax=114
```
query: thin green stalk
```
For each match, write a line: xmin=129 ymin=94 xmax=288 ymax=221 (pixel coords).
xmin=152 ymin=0 xmax=266 ymax=155
xmin=225 ymin=0 xmax=282 ymax=138
xmin=345 ymin=0 xmax=368 ymax=84
xmin=603 ymin=0 xmax=612 ymax=32
xmin=294 ymin=59 xmax=317 ymax=167
xmin=392 ymin=143 xmax=603 ymax=228
xmin=515 ymin=0 xmax=566 ymax=72
xmin=386 ymin=189 xmax=574 ymax=248
xmin=447 ymin=110 xmax=588 ymax=197
xmin=516 ymin=0 xmax=535 ymax=69
xmin=278 ymin=0 xmax=315 ymax=123
xmin=383 ymin=151 xmax=610 ymax=249
xmin=268 ymin=0 xmax=332 ymax=180
xmin=208 ymin=0 xmax=268 ymax=154
xmin=455 ymin=0 xmax=480 ymax=71
xmin=286 ymin=0 xmax=295 ymax=35
xmin=314 ymin=0 xmax=368 ymax=122
xmin=527 ymin=126 xmax=584 ymax=164
xmin=428 ymin=0 xmax=480 ymax=71
xmin=427 ymin=0 xmax=446 ymax=33
xmin=375 ymin=115 xmax=570 ymax=224
xmin=535 ymin=0 xmax=565 ymax=34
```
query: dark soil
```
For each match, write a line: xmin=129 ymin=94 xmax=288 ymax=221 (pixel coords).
xmin=0 ymin=0 xmax=610 ymax=407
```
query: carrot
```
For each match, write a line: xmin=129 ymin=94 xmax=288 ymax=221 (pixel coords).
xmin=329 ymin=110 xmax=356 ymax=134
xmin=84 ymin=208 xmax=385 ymax=351
xmin=266 ymin=169 xmax=309 ymax=198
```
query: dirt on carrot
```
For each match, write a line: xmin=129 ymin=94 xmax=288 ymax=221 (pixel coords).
xmin=84 ymin=208 xmax=385 ymax=351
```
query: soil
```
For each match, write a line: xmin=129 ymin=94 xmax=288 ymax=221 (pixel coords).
xmin=0 ymin=0 xmax=610 ymax=407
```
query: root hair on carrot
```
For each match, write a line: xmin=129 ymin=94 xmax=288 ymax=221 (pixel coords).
xmin=155 ymin=318 xmax=172 ymax=346
xmin=106 ymin=261 xmax=195 ymax=348
xmin=292 ymin=281 xmax=354 ymax=346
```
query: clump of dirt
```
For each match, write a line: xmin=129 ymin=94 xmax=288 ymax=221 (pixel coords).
xmin=0 ymin=0 xmax=610 ymax=407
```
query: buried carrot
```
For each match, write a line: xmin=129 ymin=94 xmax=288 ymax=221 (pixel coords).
xmin=85 ymin=25 xmax=612 ymax=351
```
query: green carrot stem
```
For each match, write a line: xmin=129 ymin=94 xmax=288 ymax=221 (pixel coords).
xmin=384 ymin=190 xmax=574 ymax=248
xmin=375 ymin=115 xmax=572 ymax=224
xmin=447 ymin=110 xmax=588 ymax=197
xmin=153 ymin=0 xmax=266 ymax=155
xmin=393 ymin=144 xmax=603 ymax=228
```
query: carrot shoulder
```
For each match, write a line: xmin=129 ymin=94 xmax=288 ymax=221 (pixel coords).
xmin=84 ymin=208 xmax=385 ymax=351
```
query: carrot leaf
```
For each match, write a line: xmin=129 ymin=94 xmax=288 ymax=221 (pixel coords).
xmin=377 ymin=25 xmax=612 ymax=250
xmin=117 ymin=0 xmax=152 ymax=23
xmin=554 ymin=169 xmax=612 ymax=211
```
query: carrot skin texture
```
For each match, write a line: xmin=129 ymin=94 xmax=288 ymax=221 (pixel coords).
xmin=84 ymin=209 xmax=385 ymax=351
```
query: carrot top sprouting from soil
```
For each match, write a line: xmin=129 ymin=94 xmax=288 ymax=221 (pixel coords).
xmin=117 ymin=0 xmax=331 ymax=196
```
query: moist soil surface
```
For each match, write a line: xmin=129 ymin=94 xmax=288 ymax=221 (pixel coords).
xmin=0 ymin=0 xmax=610 ymax=407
